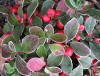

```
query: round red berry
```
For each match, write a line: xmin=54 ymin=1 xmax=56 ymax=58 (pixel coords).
xmin=28 ymin=17 xmax=32 ymax=24
xmin=46 ymin=9 xmax=55 ymax=17
xmin=42 ymin=15 xmax=50 ymax=23
xmin=75 ymin=34 xmax=81 ymax=41
xmin=16 ymin=15 xmax=21 ymax=22
xmin=79 ymin=24 xmax=84 ymax=31
xmin=60 ymin=72 xmax=67 ymax=76
xmin=64 ymin=46 xmax=73 ymax=57
xmin=93 ymin=38 xmax=100 ymax=43
xmin=84 ymin=16 xmax=88 ymax=21
xmin=56 ymin=22 xmax=64 ymax=29
xmin=23 ymin=13 xmax=27 ymax=20
xmin=11 ymin=7 xmax=17 ymax=13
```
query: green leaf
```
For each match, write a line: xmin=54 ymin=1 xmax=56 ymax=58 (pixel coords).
xmin=8 ymin=14 xmax=19 ymax=26
xmin=18 ymin=6 xmax=23 ymax=17
xmin=47 ymin=54 xmax=63 ymax=66
xmin=31 ymin=16 xmax=43 ymax=26
xmin=0 ymin=7 xmax=9 ymax=14
xmin=31 ymin=72 xmax=44 ymax=76
xmin=50 ymin=33 xmax=67 ymax=43
xmin=89 ymin=42 xmax=100 ymax=60
xmin=85 ymin=17 xmax=96 ymax=34
xmin=78 ymin=56 xmax=92 ymax=69
xmin=27 ymin=0 xmax=38 ymax=19
xmin=70 ymin=42 xmax=91 ymax=56
xmin=13 ymin=25 xmax=24 ymax=42
xmin=58 ymin=12 xmax=70 ymax=25
xmin=69 ymin=65 xmax=83 ymax=76
xmin=3 ymin=35 xmax=16 ymax=44
xmin=4 ymin=63 xmax=15 ymax=74
xmin=80 ymin=6 xmax=100 ymax=20
xmin=21 ymin=35 xmax=39 ymax=54
xmin=2 ymin=44 xmax=11 ymax=58
xmin=61 ymin=56 xmax=73 ymax=74
xmin=65 ymin=0 xmax=74 ymax=8
xmin=36 ymin=45 xmax=47 ymax=57
xmin=64 ymin=18 xmax=79 ymax=42
xmin=49 ymin=44 xmax=65 ymax=55
xmin=47 ymin=67 xmax=62 ymax=73
xmin=39 ymin=37 xmax=46 ymax=46
xmin=41 ymin=0 xmax=55 ymax=15
xmin=3 ymin=23 xmax=14 ymax=33
xmin=15 ymin=55 xmax=31 ymax=75
xmin=78 ymin=16 xmax=84 ymax=24
xmin=44 ymin=24 xmax=54 ymax=37
xmin=29 ymin=26 xmax=45 ymax=38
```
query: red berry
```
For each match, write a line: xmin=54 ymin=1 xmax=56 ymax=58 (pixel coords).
xmin=28 ymin=17 xmax=32 ymax=24
xmin=42 ymin=15 xmax=50 ymax=23
xmin=75 ymin=34 xmax=81 ymax=41
xmin=86 ymin=32 xmax=93 ymax=37
xmin=7 ymin=58 xmax=12 ymax=61
xmin=54 ymin=10 xmax=61 ymax=18
xmin=16 ymin=15 xmax=21 ymax=22
xmin=46 ymin=9 xmax=55 ymax=17
xmin=11 ymin=7 xmax=17 ymax=13
xmin=79 ymin=24 xmax=84 ymax=31
xmin=84 ymin=16 xmax=88 ymax=21
xmin=23 ymin=13 xmax=27 ymax=20
xmin=92 ymin=59 xmax=98 ymax=65
xmin=56 ymin=22 xmax=64 ymax=29
xmin=60 ymin=72 xmax=67 ymax=76
xmin=56 ymin=30 xmax=64 ymax=34
xmin=64 ymin=46 xmax=73 ymax=57
xmin=81 ymin=8 xmax=86 ymax=12
xmin=93 ymin=38 xmax=100 ymax=43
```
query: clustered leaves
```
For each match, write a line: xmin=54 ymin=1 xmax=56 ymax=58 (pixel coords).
xmin=0 ymin=0 xmax=100 ymax=76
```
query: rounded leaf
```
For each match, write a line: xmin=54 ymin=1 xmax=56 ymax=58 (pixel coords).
xmin=50 ymin=33 xmax=67 ymax=43
xmin=47 ymin=54 xmax=63 ymax=66
xmin=47 ymin=67 xmax=62 ymax=73
xmin=15 ymin=56 xmax=31 ymax=75
xmin=2 ymin=44 xmax=11 ymax=58
xmin=49 ymin=44 xmax=65 ymax=55
xmin=44 ymin=24 xmax=54 ymax=37
xmin=78 ymin=56 xmax=92 ymax=69
xmin=70 ymin=42 xmax=91 ymax=56
xmin=69 ymin=65 xmax=83 ymax=76
xmin=61 ymin=56 xmax=73 ymax=74
xmin=64 ymin=18 xmax=79 ymax=42
xmin=29 ymin=26 xmax=45 ymax=38
xmin=21 ymin=35 xmax=39 ymax=54
xmin=26 ymin=57 xmax=46 ymax=72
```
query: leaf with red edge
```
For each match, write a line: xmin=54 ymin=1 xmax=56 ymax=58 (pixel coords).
xmin=15 ymin=55 xmax=31 ymax=75
xmin=70 ymin=42 xmax=91 ymax=56
xmin=49 ymin=44 xmax=65 ymax=55
xmin=44 ymin=24 xmax=54 ymax=37
xmin=21 ymin=35 xmax=39 ymax=54
xmin=2 ymin=44 xmax=11 ymax=58
xmin=29 ymin=26 xmax=45 ymax=38
xmin=64 ymin=18 xmax=79 ymax=42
